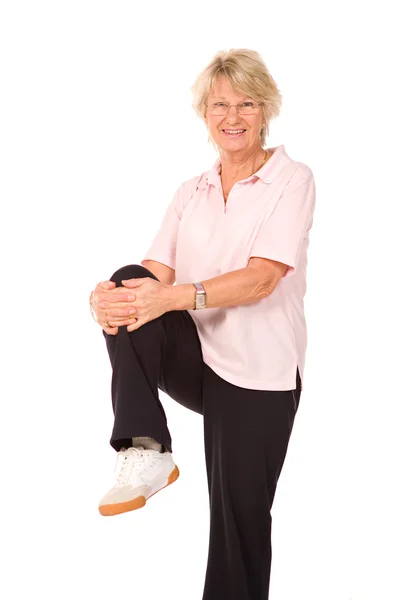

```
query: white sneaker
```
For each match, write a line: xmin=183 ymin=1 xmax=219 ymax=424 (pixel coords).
xmin=98 ymin=446 xmax=180 ymax=516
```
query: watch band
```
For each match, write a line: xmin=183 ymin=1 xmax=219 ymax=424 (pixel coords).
xmin=193 ymin=282 xmax=206 ymax=310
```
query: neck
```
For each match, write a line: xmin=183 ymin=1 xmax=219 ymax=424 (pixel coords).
xmin=219 ymin=146 xmax=267 ymax=180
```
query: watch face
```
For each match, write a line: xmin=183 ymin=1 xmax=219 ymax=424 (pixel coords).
xmin=197 ymin=295 xmax=206 ymax=309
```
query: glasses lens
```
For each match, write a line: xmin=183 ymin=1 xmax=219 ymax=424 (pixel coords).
xmin=239 ymin=106 xmax=254 ymax=114
xmin=210 ymin=105 xmax=228 ymax=115
xmin=239 ymin=103 xmax=260 ymax=114
xmin=209 ymin=103 xmax=259 ymax=115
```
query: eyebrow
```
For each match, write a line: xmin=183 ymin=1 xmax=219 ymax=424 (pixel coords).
xmin=210 ymin=95 xmax=251 ymax=101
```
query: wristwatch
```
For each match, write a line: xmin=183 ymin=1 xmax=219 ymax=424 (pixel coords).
xmin=193 ymin=282 xmax=206 ymax=309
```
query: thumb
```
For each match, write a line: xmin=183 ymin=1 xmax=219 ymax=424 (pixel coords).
xmin=98 ymin=280 xmax=116 ymax=289
xmin=121 ymin=278 xmax=144 ymax=288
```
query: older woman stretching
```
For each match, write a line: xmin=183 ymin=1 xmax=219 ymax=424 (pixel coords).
xmin=89 ymin=48 xmax=316 ymax=600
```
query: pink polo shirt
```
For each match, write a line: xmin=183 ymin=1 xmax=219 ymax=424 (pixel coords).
xmin=142 ymin=144 xmax=316 ymax=391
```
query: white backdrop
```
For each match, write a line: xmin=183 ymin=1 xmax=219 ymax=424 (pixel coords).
xmin=1 ymin=1 xmax=398 ymax=599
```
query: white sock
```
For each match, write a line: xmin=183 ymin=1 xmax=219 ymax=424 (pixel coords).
xmin=132 ymin=436 xmax=163 ymax=453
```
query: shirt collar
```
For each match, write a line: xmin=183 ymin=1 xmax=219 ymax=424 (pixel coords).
xmin=199 ymin=144 xmax=291 ymax=189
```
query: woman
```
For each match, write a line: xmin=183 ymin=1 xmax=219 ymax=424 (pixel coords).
xmin=89 ymin=48 xmax=316 ymax=600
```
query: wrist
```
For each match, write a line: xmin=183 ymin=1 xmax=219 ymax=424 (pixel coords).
xmin=165 ymin=283 xmax=196 ymax=312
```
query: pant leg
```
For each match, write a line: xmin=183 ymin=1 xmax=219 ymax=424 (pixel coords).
xmin=201 ymin=364 xmax=301 ymax=600
xmin=102 ymin=264 xmax=204 ymax=452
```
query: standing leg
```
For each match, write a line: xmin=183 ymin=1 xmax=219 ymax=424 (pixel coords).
xmin=201 ymin=364 xmax=301 ymax=600
xmin=102 ymin=264 xmax=204 ymax=452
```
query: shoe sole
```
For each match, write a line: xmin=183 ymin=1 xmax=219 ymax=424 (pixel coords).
xmin=98 ymin=465 xmax=180 ymax=517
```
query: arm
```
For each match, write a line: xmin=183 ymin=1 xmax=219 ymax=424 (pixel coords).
xmin=165 ymin=168 xmax=314 ymax=313
xmin=166 ymin=257 xmax=288 ymax=312
xmin=141 ymin=259 xmax=176 ymax=286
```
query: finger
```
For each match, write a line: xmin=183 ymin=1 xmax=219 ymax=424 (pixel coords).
xmin=95 ymin=286 xmax=136 ymax=305
xmin=103 ymin=315 xmax=137 ymax=325
xmin=103 ymin=307 xmax=136 ymax=318
xmin=92 ymin=282 xmax=120 ymax=307
xmin=97 ymin=312 xmax=135 ymax=326
xmin=95 ymin=280 xmax=116 ymax=290
xmin=98 ymin=306 xmax=137 ymax=323
xmin=105 ymin=286 xmax=136 ymax=298
xmin=108 ymin=319 xmax=136 ymax=328
xmin=98 ymin=291 xmax=135 ymax=304
xmin=99 ymin=300 xmax=137 ymax=310
xmin=102 ymin=322 xmax=119 ymax=334
xmin=127 ymin=318 xmax=142 ymax=332
xmin=121 ymin=278 xmax=146 ymax=288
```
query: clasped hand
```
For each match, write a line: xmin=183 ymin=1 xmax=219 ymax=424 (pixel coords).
xmin=91 ymin=277 xmax=172 ymax=335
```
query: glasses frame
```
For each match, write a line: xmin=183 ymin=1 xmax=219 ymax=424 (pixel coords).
xmin=205 ymin=101 xmax=264 ymax=116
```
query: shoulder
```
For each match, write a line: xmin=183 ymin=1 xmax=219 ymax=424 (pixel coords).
xmin=180 ymin=170 xmax=209 ymax=193
xmin=286 ymin=158 xmax=315 ymax=184
xmin=270 ymin=154 xmax=316 ymax=210
xmin=266 ymin=145 xmax=315 ymax=186
xmin=294 ymin=162 xmax=314 ymax=180
xmin=173 ymin=170 xmax=209 ymax=215
xmin=281 ymin=161 xmax=316 ymax=211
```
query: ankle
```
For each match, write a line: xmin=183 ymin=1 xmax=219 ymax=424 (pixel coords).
xmin=132 ymin=436 xmax=164 ymax=453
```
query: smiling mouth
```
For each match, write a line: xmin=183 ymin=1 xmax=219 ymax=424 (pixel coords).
xmin=222 ymin=129 xmax=246 ymax=136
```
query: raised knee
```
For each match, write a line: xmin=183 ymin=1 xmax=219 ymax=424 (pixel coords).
xmin=109 ymin=264 xmax=153 ymax=286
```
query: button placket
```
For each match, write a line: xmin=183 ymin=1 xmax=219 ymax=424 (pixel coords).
xmin=223 ymin=183 xmax=242 ymax=213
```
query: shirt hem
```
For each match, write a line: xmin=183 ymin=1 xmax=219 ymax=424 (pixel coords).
xmin=203 ymin=358 xmax=299 ymax=391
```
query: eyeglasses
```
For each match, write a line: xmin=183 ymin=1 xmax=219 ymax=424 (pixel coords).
xmin=205 ymin=101 xmax=263 ymax=116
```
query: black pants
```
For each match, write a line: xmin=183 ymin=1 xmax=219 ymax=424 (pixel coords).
xmin=103 ymin=264 xmax=301 ymax=600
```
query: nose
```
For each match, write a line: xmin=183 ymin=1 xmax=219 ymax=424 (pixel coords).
xmin=225 ymin=105 xmax=240 ymax=123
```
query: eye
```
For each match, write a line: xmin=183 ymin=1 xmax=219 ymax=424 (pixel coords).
xmin=212 ymin=102 xmax=227 ymax=107
xmin=241 ymin=101 xmax=255 ymax=108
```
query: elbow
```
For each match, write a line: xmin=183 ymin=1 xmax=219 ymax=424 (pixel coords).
xmin=257 ymin=271 xmax=285 ymax=298
xmin=247 ymin=262 xmax=280 ymax=301
xmin=253 ymin=280 xmax=274 ymax=301
xmin=260 ymin=285 xmax=274 ymax=299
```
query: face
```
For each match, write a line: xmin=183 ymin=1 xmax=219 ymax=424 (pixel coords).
xmin=204 ymin=76 xmax=264 ymax=154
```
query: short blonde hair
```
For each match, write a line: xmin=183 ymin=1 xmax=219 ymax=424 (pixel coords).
xmin=191 ymin=48 xmax=283 ymax=147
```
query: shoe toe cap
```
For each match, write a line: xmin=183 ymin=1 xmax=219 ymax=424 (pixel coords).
xmin=99 ymin=483 xmax=150 ymax=506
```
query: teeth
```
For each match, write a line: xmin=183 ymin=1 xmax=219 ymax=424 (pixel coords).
xmin=224 ymin=130 xmax=245 ymax=134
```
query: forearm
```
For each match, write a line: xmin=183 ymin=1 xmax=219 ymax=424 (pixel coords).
xmin=166 ymin=267 xmax=270 ymax=312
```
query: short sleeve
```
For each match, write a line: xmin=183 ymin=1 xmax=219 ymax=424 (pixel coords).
xmin=250 ymin=167 xmax=316 ymax=278
xmin=141 ymin=186 xmax=182 ymax=271
xmin=141 ymin=175 xmax=202 ymax=271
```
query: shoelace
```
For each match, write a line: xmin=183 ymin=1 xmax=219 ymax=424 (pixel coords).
xmin=114 ymin=447 xmax=145 ymax=485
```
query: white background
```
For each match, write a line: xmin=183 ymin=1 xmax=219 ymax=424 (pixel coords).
xmin=1 ymin=1 xmax=398 ymax=599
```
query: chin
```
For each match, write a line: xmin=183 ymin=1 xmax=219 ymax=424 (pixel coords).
xmin=219 ymin=139 xmax=249 ymax=151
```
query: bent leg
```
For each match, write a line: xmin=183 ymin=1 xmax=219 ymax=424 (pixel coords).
xmin=102 ymin=264 xmax=204 ymax=453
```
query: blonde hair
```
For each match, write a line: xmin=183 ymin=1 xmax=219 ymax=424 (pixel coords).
xmin=191 ymin=48 xmax=283 ymax=148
